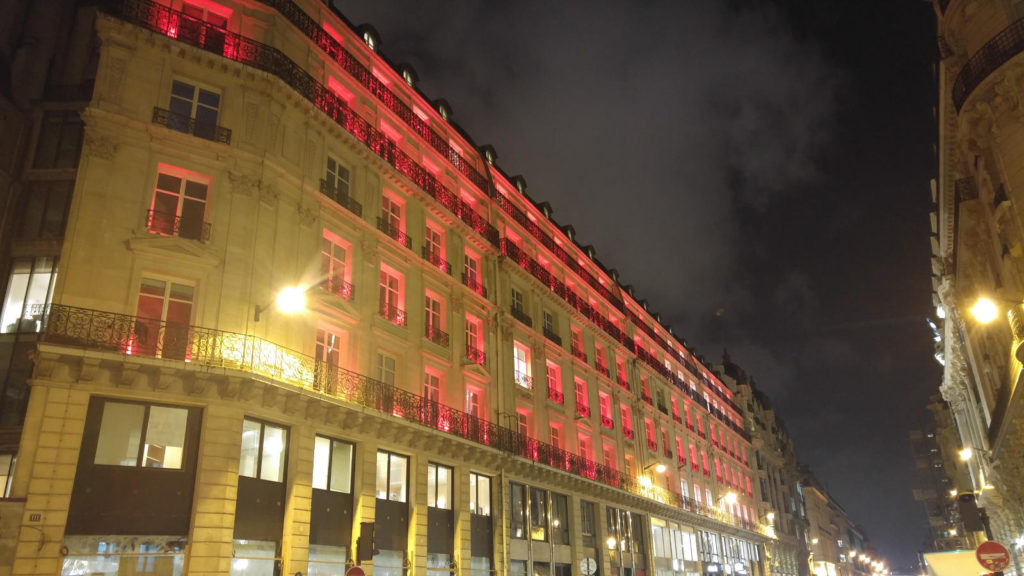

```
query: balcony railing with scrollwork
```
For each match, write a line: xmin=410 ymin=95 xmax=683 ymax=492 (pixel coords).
xmin=647 ymin=439 xmax=658 ymax=451
xmin=596 ymin=362 xmax=609 ymax=378
xmin=319 ymin=179 xmax=363 ymax=217
xmin=146 ymin=209 xmax=211 ymax=242
xmin=510 ymin=304 xmax=532 ymax=328
xmin=378 ymin=302 xmax=406 ymax=326
xmin=466 ymin=344 xmax=485 ymax=366
xmin=421 ymin=247 xmax=452 ymax=275
xmin=461 ymin=272 xmax=486 ymax=298
xmin=323 ymin=274 xmax=353 ymax=301
xmin=576 ymin=402 xmax=590 ymax=419
xmin=40 ymin=302 xmax=767 ymax=534
xmin=377 ymin=218 xmax=412 ymax=249
xmin=600 ymin=415 xmax=614 ymax=430
xmin=953 ymin=17 xmax=1024 ymax=111
xmin=642 ymin=392 xmax=652 ymax=405
xmin=543 ymin=327 xmax=562 ymax=346
xmin=618 ymin=375 xmax=629 ymax=389
xmin=547 ymin=385 xmax=563 ymax=404
xmin=425 ymin=326 xmax=449 ymax=348
xmin=151 ymin=107 xmax=231 ymax=144
xmin=623 ymin=427 xmax=634 ymax=440
xmin=515 ymin=373 xmax=533 ymax=389
xmin=571 ymin=344 xmax=587 ymax=364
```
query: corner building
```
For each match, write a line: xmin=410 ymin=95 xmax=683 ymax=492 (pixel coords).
xmin=929 ymin=0 xmax=1024 ymax=568
xmin=0 ymin=1 xmax=773 ymax=576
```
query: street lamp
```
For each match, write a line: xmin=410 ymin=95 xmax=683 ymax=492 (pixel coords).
xmin=254 ymin=284 xmax=310 ymax=322
xmin=970 ymin=297 xmax=1000 ymax=323
xmin=958 ymin=447 xmax=973 ymax=461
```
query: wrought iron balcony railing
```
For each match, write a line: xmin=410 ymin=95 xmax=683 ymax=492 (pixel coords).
xmin=543 ymin=327 xmax=562 ymax=346
xmin=466 ymin=344 xmax=486 ymax=366
xmin=515 ymin=373 xmax=533 ymax=389
xmin=623 ymin=427 xmax=634 ymax=440
xmin=151 ymin=107 xmax=231 ymax=144
xmin=376 ymin=218 xmax=412 ymax=249
xmin=323 ymin=275 xmax=353 ymax=301
xmin=378 ymin=302 xmax=407 ymax=326
xmin=618 ymin=376 xmax=629 ymax=389
xmin=647 ymin=439 xmax=658 ymax=451
xmin=421 ymin=247 xmax=452 ymax=275
xmin=953 ymin=17 xmax=1024 ymax=111
xmin=596 ymin=362 xmax=609 ymax=378
xmin=319 ymin=179 xmax=363 ymax=217
xmin=600 ymin=415 xmax=614 ymax=429
xmin=576 ymin=403 xmax=590 ymax=418
xmin=41 ymin=302 xmax=766 ymax=534
xmin=461 ymin=272 xmax=486 ymax=298
xmin=547 ymin=385 xmax=563 ymax=404
xmin=510 ymin=304 xmax=532 ymax=328
xmin=425 ymin=326 xmax=449 ymax=348
xmin=146 ymin=209 xmax=211 ymax=242
xmin=641 ymin=392 xmax=652 ymax=405
xmin=571 ymin=345 xmax=587 ymax=364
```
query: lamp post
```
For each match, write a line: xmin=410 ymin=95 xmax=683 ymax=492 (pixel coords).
xmin=254 ymin=284 xmax=311 ymax=322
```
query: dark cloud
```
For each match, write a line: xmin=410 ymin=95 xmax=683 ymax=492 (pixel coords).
xmin=336 ymin=0 xmax=938 ymax=568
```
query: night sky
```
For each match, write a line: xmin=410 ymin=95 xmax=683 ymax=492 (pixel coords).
xmin=334 ymin=0 xmax=940 ymax=569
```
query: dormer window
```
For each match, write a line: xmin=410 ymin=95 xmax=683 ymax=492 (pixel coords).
xmin=363 ymin=31 xmax=377 ymax=51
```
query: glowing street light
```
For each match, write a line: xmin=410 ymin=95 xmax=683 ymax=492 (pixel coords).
xmin=958 ymin=447 xmax=973 ymax=461
xmin=970 ymin=297 xmax=999 ymax=323
xmin=254 ymin=285 xmax=309 ymax=321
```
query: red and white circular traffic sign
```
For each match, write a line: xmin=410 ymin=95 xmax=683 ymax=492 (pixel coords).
xmin=976 ymin=541 xmax=1011 ymax=572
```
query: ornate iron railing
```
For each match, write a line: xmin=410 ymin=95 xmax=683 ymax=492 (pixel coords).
xmin=509 ymin=304 xmax=532 ymax=328
xmin=543 ymin=327 xmax=562 ymax=346
xmin=461 ymin=272 xmax=486 ymax=298
xmin=323 ymin=275 xmax=353 ymax=301
xmin=547 ymin=385 xmax=563 ymax=404
xmin=571 ymin=344 xmax=588 ymax=364
xmin=953 ymin=17 xmax=1024 ymax=110
xmin=576 ymin=402 xmax=590 ymax=419
xmin=425 ymin=326 xmax=450 ymax=348
xmin=319 ymin=179 xmax=363 ymax=217
xmin=623 ymin=427 xmax=634 ymax=440
xmin=376 ymin=218 xmax=412 ymax=250
xmin=151 ymin=107 xmax=231 ymax=144
xmin=514 ymin=373 xmax=533 ymax=390
xmin=146 ymin=209 xmax=211 ymax=242
xmin=600 ymin=415 xmax=614 ymax=430
xmin=466 ymin=344 xmax=486 ymax=366
xmin=596 ymin=362 xmax=609 ymax=378
xmin=378 ymin=302 xmax=407 ymax=326
xmin=421 ymin=247 xmax=452 ymax=275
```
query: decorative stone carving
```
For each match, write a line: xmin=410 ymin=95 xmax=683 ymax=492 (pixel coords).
xmin=183 ymin=373 xmax=210 ymax=396
xmin=259 ymin=185 xmax=279 ymax=207
xmin=228 ymin=171 xmax=260 ymax=197
xmin=77 ymin=358 xmax=101 ymax=382
xmin=297 ymin=202 xmax=317 ymax=228
xmin=84 ymin=132 xmax=119 ymax=161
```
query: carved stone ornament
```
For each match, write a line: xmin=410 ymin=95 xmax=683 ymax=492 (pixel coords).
xmin=84 ymin=132 xmax=119 ymax=161
xmin=297 ymin=202 xmax=317 ymax=227
xmin=228 ymin=171 xmax=260 ymax=197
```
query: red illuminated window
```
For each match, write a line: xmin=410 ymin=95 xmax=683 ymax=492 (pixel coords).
xmin=424 ymin=292 xmax=446 ymax=344
xmin=574 ymin=378 xmax=589 ymax=417
xmin=603 ymin=443 xmax=616 ymax=471
xmin=546 ymin=362 xmax=563 ymax=404
xmin=424 ymin=370 xmax=441 ymax=404
xmin=671 ymin=397 xmax=680 ymax=422
xmin=465 ymin=387 xmax=482 ymax=418
xmin=644 ymin=418 xmax=656 ymax=450
xmin=685 ymin=404 xmax=693 ymax=430
xmin=676 ymin=437 xmax=685 ymax=466
xmin=378 ymin=266 xmax=405 ymax=325
xmin=599 ymin=393 xmax=613 ymax=429
xmin=701 ymin=451 xmax=709 ymax=476
xmin=465 ymin=314 xmax=484 ymax=364
xmin=550 ymin=423 xmax=562 ymax=450
xmin=715 ymin=458 xmax=722 ymax=482
xmin=425 ymin=224 xmax=444 ymax=261
xmin=690 ymin=444 xmax=698 ymax=472
xmin=133 ymin=278 xmax=194 ymax=360
xmin=321 ymin=230 xmax=352 ymax=300
xmin=641 ymin=376 xmax=651 ymax=404
xmin=577 ymin=433 xmax=593 ymax=462
xmin=616 ymin=356 xmax=628 ymax=387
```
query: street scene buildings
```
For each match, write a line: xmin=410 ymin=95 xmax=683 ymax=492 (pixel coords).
xmin=0 ymin=1 xmax=889 ymax=576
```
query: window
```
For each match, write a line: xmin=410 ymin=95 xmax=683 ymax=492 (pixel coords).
xmin=321 ymin=231 xmax=352 ymax=299
xmin=616 ymin=356 xmax=627 ymax=386
xmin=511 ymin=288 xmax=525 ymax=312
xmin=16 ymin=181 xmax=72 ymax=239
xmin=543 ymin=310 xmax=555 ymax=335
xmin=577 ymin=433 xmax=592 ymax=462
xmin=594 ymin=342 xmax=607 ymax=373
xmin=1 ymin=257 xmax=57 ymax=334
xmin=574 ymin=378 xmax=589 ymax=417
xmin=378 ymin=266 xmax=405 ymax=325
xmin=513 ymin=341 xmax=531 ymax=388
xmin=529 ymin=486 xmax=548 ymax=541
xmin=465 ymin=313 xmax=484 ymax=363
xmin=510 ymin=482 xmax=526 ymax=538
xmin=468 ymin=472 xmax=491 ymax=517
xmin=312 ymin=436 xmax=353 ymax=493
xmin=620 ymin=404 xmax=633 ymax=438
xmin=570 ymin=326 xmax=585 ymax=360
xmin=671 ymin=397 xmax=680 ymax=421
xmin=377 ymin=353 xmax=397 ymax=385
xmin=550 ymin=423 xmax=562 ymax=450
xmin=551 ymin=492 xmax=569 ymax=545
xmin=424 ymin=371 xmax=441 ymax=405
xmin=641 ymin=376 xmax=651 ymax=402
xmin=133 ymin=277 xmax=194 ymax=359
xmin=690 ymin=444 xmax=698 ymax=471
xmin=425 ymin=292 xmax=445 ymax=342
xmin=676 ymin=437 xmax=685 ymax=465
xmin=694 ymin=483 xmax=702 ymax=504
xmin=517 ymin=409 xmax=530 ymax=437
xmin=466 ymin=387 xmax=482 ymax=418
xmin=239 ymin=418 xmax=287 ymax=482
xmin=580 ymin=500 xmax=596 ymax=548
xmin=168 ymin=79 xmax=221 ymax=139
xmin=681 ymin=480 xmax=689 ymax=501
xmin=599 ymin=392 xmax=612 ymax=428
xmin=326 ymin=155 xmax=351 ymax=199
xmin=381 ymin=194 xmax=403 ymax=234
xmin=32 ymin=110 xmax=84 ymax=170
xmin=645 ymin=418 xmax=656 ymax=447
xmin=148 ymin=168 xmax=210 ymax=241
xmin=425 ymin=224 xmax=444 ymax=262
xmin=182 ymin=1 xmax=229 ymax=27
xmin=0 ymin=455 xmax=12 ymax=497
xmin=602 ymin=443 xmax=616 ymax=470
xmin=426 ymin=463 xmax=452 ymax=509
xmin=546 ymin=362 xmax=562 ymax=403
xmin=316 ymin=327 xmax=342 ymax=369
xmin=375 ymin=451 xmax=408 ymax=502
xmin=94 ymin=401 xmax=188 ymax=468
xmin=464 ymin=251 xmax=482 ymax=294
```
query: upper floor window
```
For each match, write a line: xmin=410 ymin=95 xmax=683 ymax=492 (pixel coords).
xmin=378 ymin=266 xmax=405 ymax=325
xmin=644 ymin=418 xmax=656 ymax=447
xmin=465 ymin=314 xmax=484 ymax=364
xmin=513 ymin=341 xmax=532 ymax=388
xmin=616 ymin=356 xmax=627 ymax=386
xmin=469 ymin=472 xmax=491 ymax=516
xmin=377 ymin=353 xmax=396 ymax=385
xmin=599 ymin=392 xmax=612 ymax=428
xmin=182 ymin=1 xmax=229 ymax=27
xmin=326 ymin=155 xmax=350 ymax=199
xmin=511 ymin=288 xmax=525 ymax=313
xmin=594 ymin=342 xmax=607 ymax=373
xmin=381 ymin=195 xmax=403 ymax=233
xmin=517 ymin=409 xmax=530 ymax=437
xmin=542 ymin=310 xmax=556 ymax=336
xmin=94 ymin=401 xmax=189 ymax=468
xmin=620 ymin=403 xmax=633 ymax=437
xmin=574 ymin=378 xmax=589 ymax=417
xmin=133 ymin=277 xmax=194 ymax=359
xmin=239 ymin=418 xmax=287 ymax=483
xmin=546 ymin=362 xmax=562 ymax=403
xmin=425 ymin=224 xmax=444 ymax=262
xmin=149 ymin=167 xmax=209 ymax=241
xmin=551 ymin=492 xmax=569 ymax=545
xmin=465 ymin=387 xmax=482 ymax=418
xmin=510 ymin=482 xmax=526 ymax=539
xmin=321 ymin=231 xmax=352 ymax=299
xmin=375 ymin=451 xmax=408 ymax=502
xmin=464 ymin=251 xmax=483 ymax=294
xmin=426 ymin=463 xmax=453 ymax=509
xmin=549 ymin=423 xmax=562 ymax=450
xmin=425 ymin=292 xmax=444 ymax=335
xmin=312 ymin=436 xmax=353 ymax=493
xmin=168 ymin=80 xmax=221 ymax=140
xmin=602 ymin=443 xmax=616 ymax=470
xmin=530 ymin=487 xmax=548 ymax=541
xmin=577 ymin=433 xmax=592 ymax=462
xmin=16 ymin=181 xmax=72 ymax=239
xmin=315 ymin=327 xmax=342 ymax=368
xmin=671 ymin=397 xmax=680 ymax=421
xmin=424 ymin=370 xmax=441 ymax=405
xmin=32 ymin=110 xmax=83 ymax=170
xmin=1 ymin=257 xmax=57 ymax=334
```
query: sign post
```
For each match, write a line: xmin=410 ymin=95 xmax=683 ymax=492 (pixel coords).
xmin=976 ymin=541 xmax=1011 ymax=574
